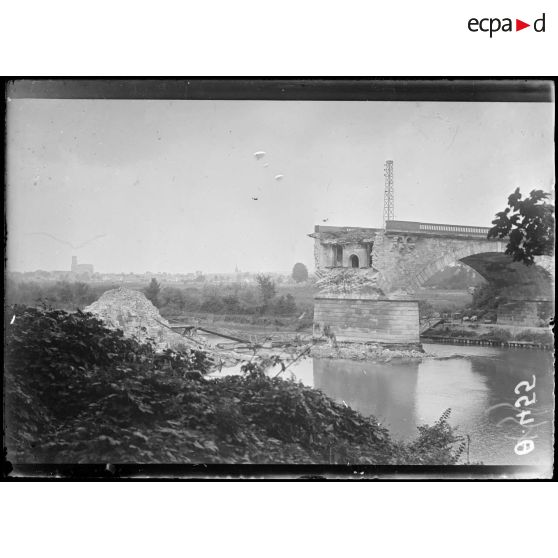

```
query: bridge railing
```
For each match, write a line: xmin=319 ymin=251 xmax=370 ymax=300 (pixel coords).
xmin=386 ymin=220 xmax=491 ymax=238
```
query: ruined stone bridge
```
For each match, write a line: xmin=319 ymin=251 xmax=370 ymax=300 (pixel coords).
xmin=309 ymin=220 xmax=554 ymax=345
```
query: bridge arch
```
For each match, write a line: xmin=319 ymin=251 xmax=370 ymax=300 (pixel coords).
xmin=412 ymin=246 xmax=553 ymax=302
xmin=412 ymin=243 xmax=506 ymax=290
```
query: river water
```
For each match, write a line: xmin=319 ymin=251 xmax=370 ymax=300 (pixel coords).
xmin=206 ymin=337 xmax=554 ymax=466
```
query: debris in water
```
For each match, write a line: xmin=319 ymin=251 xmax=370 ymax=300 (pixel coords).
xmin=253 ymin=151 xmax=266 ymax=160
xmin=274 ymin=174 xmax=284 ymax=181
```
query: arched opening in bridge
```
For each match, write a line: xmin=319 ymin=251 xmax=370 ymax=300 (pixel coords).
xmin=333 ymin=245 xmax=343 ymax=267
xmin=415 ymin=250 xmax=554 ymax=328
xmin=350 ymin=254 xmax=360 ymax=268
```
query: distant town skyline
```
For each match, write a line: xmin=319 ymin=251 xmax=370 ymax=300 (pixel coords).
xmin=7 ymin=99 xmax=554 ymax=273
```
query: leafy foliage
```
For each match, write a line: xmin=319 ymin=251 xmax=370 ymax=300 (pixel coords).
xmin=4 ymin=305 xmax=211 ymax=461
xmin=144 ymin=278 xmax=162 ymax=307
xmin=398 ymin=409 xmax=466 ymax=465
xmin=5 ymin=306 xmax=467 ymax=465
xmin=488 ymin=188 xmax=554 ymax=265
xmin=467 ymin=282 xmax=502 ymax=321
xmin=5 ymin=279 xmax=101 ymax=310
xmin=478 ymin=328 xmax=512 ymax=342
xmin=274 ymin=294 xmax=297 ymax=315
xmin=418 ymin=300 xmax=436 ymax=321
xmin=255 ymin=274 xmax=277 ymax=310
xmin=513 ymin=329 xmax=553 ymax=344
xmin=292 ymin=262 xmax=309 ymax=283
xmin=6 ymin=279 xmax=312 ymax=326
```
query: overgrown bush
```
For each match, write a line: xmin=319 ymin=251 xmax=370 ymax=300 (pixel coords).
xmin=466 ymin=283 xmax=508 ymax=321
xmin=436 ymin=327 xmax=477 ymax=338
xmin=479 ymin=328 xmax=512 ymax=342
xmin=5 ymin=279 xmax=103 ymax=310
xmin=397 ymin=409 xmax=466 ymax=465
xmin=418 ymin=300 xmax=436 ymax=321
xmin=5 ymin=306 xmax=467 ymax=465
xmin=512 ymin=330 xmax=553 ymax=344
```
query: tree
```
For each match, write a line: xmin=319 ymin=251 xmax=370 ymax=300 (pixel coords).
xmin=144 ymin=278 xmax=161 ymax=307
xmin=417 ymin=300 xmax=436 ymax=321
xmin=292 ymin=262 xmax=309 ymax=283
xmin=222 ymin=294 xmax=240 ymax=313
xmin=73 ymin=282 xmax=92 ymax=306
xmin=488 ymin=188 xmax=554 ymax=266
xmin=274 ymin=294 xmax=297 ymax=315
xmin=468 ymin=283 xmax=502 ymax=321
xmin=256 ymin=274 xmax=276 ymax=310
xmin=158 ymin=286 xmax=186 ymax=314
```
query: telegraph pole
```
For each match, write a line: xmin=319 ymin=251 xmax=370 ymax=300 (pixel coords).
xmin=383 ymin=160 xmax=394 ymax=228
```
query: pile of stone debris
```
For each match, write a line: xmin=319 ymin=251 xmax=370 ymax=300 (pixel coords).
xmin=84 ymin=287 xmax=203 ymax=352
xmin=84 ymin=288 xmax=250 ymax=368
xmin=315 ymin=268 xmax=384 ymax=296
xmin=310 ymin=341 xmax=430 ymax=362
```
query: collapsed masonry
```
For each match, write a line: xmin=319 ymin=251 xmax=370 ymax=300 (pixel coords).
xmin=84 ymin=287 xmax=202 ymax=352
xmin=315 ymin=268 xmax=384 ymax=296
xmin=310 ymin=226 xmax=421 ymax=346
xmin=84 ymin=288 xmax=246 ymax=367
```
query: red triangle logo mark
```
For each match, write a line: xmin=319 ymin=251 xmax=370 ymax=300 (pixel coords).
xmin=516 ymin=19 xmax=530 ymax=31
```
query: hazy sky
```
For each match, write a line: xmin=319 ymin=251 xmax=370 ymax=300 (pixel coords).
xmin=7 ymin=99 xmax=554 ymax=273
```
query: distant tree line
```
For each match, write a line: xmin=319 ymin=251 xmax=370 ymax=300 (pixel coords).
xmin=155 ymin=275 xmax=302 ymax=318
xmin=5 ymin=279 xmax=105 ymax=310
xmin=6 ymin=274 xmax=313 ymax=324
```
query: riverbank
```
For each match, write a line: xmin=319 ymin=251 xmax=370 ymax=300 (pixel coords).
xmin=421 ymin=335 xmax=552 ymax=350
xmin=423 ymin=322 xmax=553 ymax=350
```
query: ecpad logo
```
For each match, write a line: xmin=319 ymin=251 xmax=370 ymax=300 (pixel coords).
xmin=468 ymin=13 xmax=546 ymax=37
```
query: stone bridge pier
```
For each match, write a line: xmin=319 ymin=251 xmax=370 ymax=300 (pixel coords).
xmin=310 ymin=220 xmax=554 ymax=345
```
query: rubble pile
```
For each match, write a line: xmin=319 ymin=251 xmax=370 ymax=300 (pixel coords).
xmin=310 ymin=341 xmax=429 ymax=362
xmin=315 ymin=268 xmax=385 ymax=296
xmin=84 ymin=288 xmax=201 ymax=352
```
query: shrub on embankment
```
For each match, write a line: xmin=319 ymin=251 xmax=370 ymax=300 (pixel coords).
xmin=5 ymin=306 xmax=465 ymax=465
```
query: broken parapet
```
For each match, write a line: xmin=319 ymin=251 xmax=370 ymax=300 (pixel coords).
xmin=84 ymin=287 xmax=200 ymax=352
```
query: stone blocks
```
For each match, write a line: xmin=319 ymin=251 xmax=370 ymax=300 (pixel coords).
xmin=313 ymin=294 xmax=420 ymax=344
xmin=497 ymin=300 xmax=554 ymax=327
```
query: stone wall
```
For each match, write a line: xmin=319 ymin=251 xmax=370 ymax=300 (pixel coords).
xmin=312 ymin=225 xmax=553 ymax=301
xmin=311 ymin=224 xmax=554 ymax=340
xmin=341 ymin=243 xmax=369 ymax=268
xmin=315 ymin=268 xmax=384 ymax=296
xmin=497 ymin=300 xmax=555 ymax=327
xmin=313 ymin=294 xmax=420 ymax=344
xmin=373 ymin=234 xmax=508 ymax=293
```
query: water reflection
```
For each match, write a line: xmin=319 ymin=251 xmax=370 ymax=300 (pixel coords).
xmin=210 ymin=340 xmax=553 ymax=466
xmin=313 ymin=359 xmax=419 ymax=439
xmin=307 ymin=345 xmax=553 ymax=466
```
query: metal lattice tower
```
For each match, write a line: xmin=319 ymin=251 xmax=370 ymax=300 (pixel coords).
xmin=383 ymin=160 xmax=394 ymax=228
